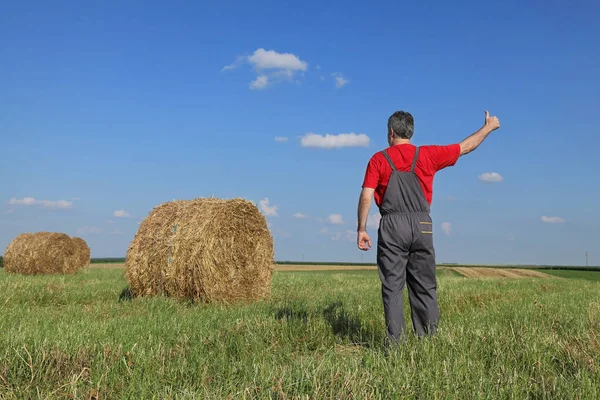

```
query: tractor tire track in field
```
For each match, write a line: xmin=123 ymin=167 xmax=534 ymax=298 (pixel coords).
xmin=449 ymin=267 xmax=554 ymax=279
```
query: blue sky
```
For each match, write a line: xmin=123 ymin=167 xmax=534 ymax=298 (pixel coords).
xmin=2 ymin=1 xmax=599 ymax=265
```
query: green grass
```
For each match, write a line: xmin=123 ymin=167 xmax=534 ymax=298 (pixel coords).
xmin=0 ymin=268 xmax=599 ymax=399
xmin=539 ymin=269 xmax=600 ymax=281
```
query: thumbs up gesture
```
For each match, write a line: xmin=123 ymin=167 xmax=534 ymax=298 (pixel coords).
xmin=484 ymin=110 xmax=500 ymax=131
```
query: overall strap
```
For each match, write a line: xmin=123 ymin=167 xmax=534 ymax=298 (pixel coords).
xmin=410 ymin=147 xmax=420 ymax=172
xmin=381 ymin=150 xmax=397 ymax=172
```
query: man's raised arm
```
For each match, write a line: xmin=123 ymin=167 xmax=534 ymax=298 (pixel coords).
xmin=459 ymin=110 xmax=501 ymax=156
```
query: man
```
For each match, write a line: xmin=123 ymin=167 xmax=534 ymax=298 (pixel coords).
xmin=356 ymin=110 xmax=500 ymax=342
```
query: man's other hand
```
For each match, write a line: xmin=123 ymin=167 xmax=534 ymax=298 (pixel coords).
xmin=484 ymin=110 xmax=500 ymax=131
xmin=357 ymin=231 xmax=371 ymax=251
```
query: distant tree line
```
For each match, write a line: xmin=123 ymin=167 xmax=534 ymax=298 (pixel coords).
xmin=81 ymin=258 xmax=600 ymax=271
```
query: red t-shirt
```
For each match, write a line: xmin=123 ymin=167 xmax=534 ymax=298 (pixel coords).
xmin=362 ymin=143 xmax=461 ymax=207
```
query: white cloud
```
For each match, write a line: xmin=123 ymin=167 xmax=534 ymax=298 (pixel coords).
xmin=478 ymin=172 xmax=504 ymax=183
xmin=221 ymin=56 xmax=245 ymax=71
xmin=113 ymin=210 xmax=131 ymax=218
xmin=367 ymin=213 xmax=381 ymax=229
xmin=249 ymin=75 xmax=269 ymax=90
xmin=320 ymin=227 xmax=329 ymax=234
xmin=275 ymin=136 xmax=288 ymax=143
xmin=5 ymin=208 xmax=14 ymax=214
xmin=345 ymin=230 xmax=355 ymax=242
xmin=316 ymin=64 xmax=321 ymax=70
xmin=259 ymin=198 xmax=278 ymax=217
xmin=330 ymin=230 xmax=356 ymax=242
xmin=224 ymin=48 xmax=308 ymax=89
xmin=109 ymin=229 xmax=123 ymax=236
xmin=104 ymin=219 xmax=114 ymax=224
xmin=332 ymin=72 xmax=349 ymax=88
xmin=77 ymin=226 xmax=103 ymax=235
xmin=8 ymin=197 xmax=72 ymax=210
xmin=327 ymin=214 xmax=344 ymax=224
xmin=320 ymin=76 xmax=325 ymax=81
xmin=441 ymin=222 xmax=452 ymax=236
xmin=294 ymin=212 xmax=307 ymax=219
xmin=447 ymin=196 xmax=457 ymax=201
xmin=72 ymin=197 xmax=82 ymax=201
xmin=248 ymin=48 xmax=307 ymax=71
xmin=541 ymin=216 xmax=565 ymax=224
xmin=300 ymin=132 xmax=370 ymax=149
xmin=330 ymin=232 xmax=342 ymax=241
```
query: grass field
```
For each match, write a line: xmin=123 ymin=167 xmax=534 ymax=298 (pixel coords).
xmin=1 ymin=266 xmax=599 ymax=399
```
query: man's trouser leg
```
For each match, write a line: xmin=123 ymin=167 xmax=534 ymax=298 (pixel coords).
xmin=377 ymin=226 xmax=409 ymax=343
xmin=406 ymin=243 xmax=439 ymax=336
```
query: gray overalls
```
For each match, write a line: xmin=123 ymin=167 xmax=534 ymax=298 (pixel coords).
xmin=377 ymin=146 xmax=439 ymax=342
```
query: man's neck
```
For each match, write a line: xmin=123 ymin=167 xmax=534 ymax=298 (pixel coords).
xmin=390 ymin=138 xmax=411 ymax=146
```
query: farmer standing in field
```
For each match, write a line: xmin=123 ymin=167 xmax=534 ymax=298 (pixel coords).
xmin=356 ymin=110 xmax=500 ymax=343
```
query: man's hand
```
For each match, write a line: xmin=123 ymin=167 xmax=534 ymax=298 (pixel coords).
xmin=459 ymin=110 xmax=501 ymax=156
xmin=357 ymin=230 xmax=371 ymax=251
xmin=484 ymin=110 xmax=500 ymax=131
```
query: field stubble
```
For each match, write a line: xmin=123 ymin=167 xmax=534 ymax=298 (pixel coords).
xmin=0 ymin=266 xmax=598 ymax=399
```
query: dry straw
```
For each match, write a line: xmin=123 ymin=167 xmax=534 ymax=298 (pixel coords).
xmin=125 ymin=197 xmax=275 ymax=303
xmin=72 ymin=237 xmax=91 ymax=269
xmin=4 ymin=232 xmax=79 ymax=275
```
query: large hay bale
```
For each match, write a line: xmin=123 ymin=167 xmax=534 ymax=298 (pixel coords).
xmin=125 ymin=197 xmax=275 ymax=302
xmin=4 ymin=232 xmax=79 ymax=275
xmin=71 ymin=237 xmax=90 ymax=269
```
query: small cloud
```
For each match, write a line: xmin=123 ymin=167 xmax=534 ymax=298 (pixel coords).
xmin=221 ymin=56 xmax=245 ymax=72
xmin=293 ymin=212 xmax=307 ymax=219
xmin=300 ymin=132 xmax=370 ymax=149
xmin=441 ymin=222 xmax=452 ymax=236
xmin=113 ymin=210 xmax=131 ymax=218
xmin=274 ymin=136 xmax=288 ymax=143
xmin=248 ymin=48 xmax=308 ymax=71
xmin=104 ymin=219 xmax=114 ymax=224
xmin=345 ymin=230 xmax=355 ymax=242
xmin=5 ymin=208 xmax=14 ymax=214
xmin=541 ymin=216 xmax=565 ymax=224
xmin=320 ymin=227 xmax=329 ymax=234
xmin=8 ymin=197 xmax=72 ymax=210
xmin=259 ymin=198 xmax=278 ymax=217
xmin=109 ymin=229 xmax=123 ymax=236
xmin=316 ymin=64 xmax=321 ymax=70
xmin=447 ymin=196 xmax=457 ymax=201
xmin=250 ymin=75 xmax=269 ymax=90
xmin=478 ymin=172 xmax=504 ymax=183
xmin=72 ymin=197 xmax=82 ymax=201
xmin=332 ymin=72 xmax=349 ymax=88
xmin=320 ymin=76 xmax=325 ymax=81
xmin=224 ymin=48 xmax=308 ymax=89
xmin=367 ymin=213 xmax=381 ymax=229
xmin=76 ymin=226 xmax=103 ymax=235
xmin=330 ymin=230 xmax=355 ymax=242
xmin=327 ymin=214 xmax=344 ymax=224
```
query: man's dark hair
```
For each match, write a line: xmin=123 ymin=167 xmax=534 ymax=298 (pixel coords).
xmin=388 ymin=111 xmax=414 ymax=139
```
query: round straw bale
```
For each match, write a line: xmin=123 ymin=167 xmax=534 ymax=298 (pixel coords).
xmin=125 ymin=197 xmax=275 ymax=303
xmin=4 ymin=232 xmax=79 ymax=275
xmin=71 ymin=237 xmax=91 ymax=269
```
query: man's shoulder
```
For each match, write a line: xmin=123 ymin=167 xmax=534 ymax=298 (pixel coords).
xmin=418 ymin=143 xmax=460 ymax=151
xmin=368 ymin=149 xmax=387 ymax=162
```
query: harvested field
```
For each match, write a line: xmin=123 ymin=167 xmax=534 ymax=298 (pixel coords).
xmin=450 ymin=267 xmax=553 ymax=279
xmin=276 ymin=264 xmax=377 ymax=271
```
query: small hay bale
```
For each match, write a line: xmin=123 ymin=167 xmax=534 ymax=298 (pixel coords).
xmin=125 ymin=197 xmax=275 ymax=303
xmin=71 ymin=237 xmax=91 ymax=269
xmin=4 ymin=232 xmax=79 ymax=275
